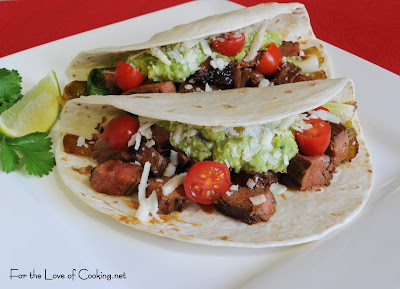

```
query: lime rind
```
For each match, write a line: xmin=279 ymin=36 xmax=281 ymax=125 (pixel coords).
xmin=0 ymin=71 xmax=61 ymax=138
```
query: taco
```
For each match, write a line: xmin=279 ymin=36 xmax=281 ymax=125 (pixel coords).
xmin=56 ymin=78 xmax=373 ymax=247
xmin=60 ymin=3 xmax=331 ymax=104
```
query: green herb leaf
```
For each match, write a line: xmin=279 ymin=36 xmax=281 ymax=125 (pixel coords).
xmin=0 ymin=137 xmax=20 ymax=173
xmin=0 ymin=68 xmax=23 ymax=114
xmin=2 ymin=132 xmax=56 ymax=177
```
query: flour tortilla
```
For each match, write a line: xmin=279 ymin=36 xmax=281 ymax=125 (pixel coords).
xmin=66 ymin=2 xmax=332 ymax=81
xmin=55 ymin=78 xmax=373 ymax=247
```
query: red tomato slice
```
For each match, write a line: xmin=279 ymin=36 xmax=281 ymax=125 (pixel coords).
xmin=313 ymin=106 xmax=329 ymax=112
xmin=102 ymin=115 xmax=139 ymax=151
xmin=295 ymin=118 xmax=331 ymax=156
xmin=115 ymin=62 xmax=145 ymax=91
xmin=211 ymin=31 xmax=245 ymax=57
xmin=255 ymin=43 xmax=282 ymax=75
xmin=184 ymin=161 xmax=231 ymax=205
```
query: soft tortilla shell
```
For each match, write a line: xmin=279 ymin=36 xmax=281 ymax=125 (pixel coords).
xmin=66 ymin=3 xmax=332 ymax=81
xmin=55 ymin=78 xmax=372 ymax=247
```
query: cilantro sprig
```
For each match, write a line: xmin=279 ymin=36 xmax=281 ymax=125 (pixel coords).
xmin=0 ymin=68 xmax=23 ymax=114
xmin=0 ymin=132 xmax=56 ymax=177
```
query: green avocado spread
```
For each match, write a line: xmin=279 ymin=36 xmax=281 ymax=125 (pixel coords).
xmin=128 ymin=29 xmax=282 ymax=83
xmin=158 ymin=121 xmax=298 ymax=173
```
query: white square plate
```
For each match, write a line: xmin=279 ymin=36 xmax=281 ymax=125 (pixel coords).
xmin=1 ymin=1 xmax=399 ymax=288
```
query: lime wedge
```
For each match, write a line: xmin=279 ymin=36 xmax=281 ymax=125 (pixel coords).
xmin=0 ymin=71 xmax=61 ymax=138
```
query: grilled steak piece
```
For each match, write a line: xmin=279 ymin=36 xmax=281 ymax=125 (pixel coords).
xmin=246 ymin=70 xmax=265 ymax=87
xmin=232 ymin=67 xmax=265 ymax=88
xmin=279 ymin=41 xmax=300 ymax=56
xmin=151 ymin=125 xmax=171 ymax=149
xmin=122 ymin=81 xmax=176 ymax=94
xmin=63 ymin=134 xmax=95 ymax=156
xmin=102 ymin=70 xmax=121 ymax=95
xmin=135 ymin=145 xmax=169 ymax=176
xmin=90 ymin=160 xmax=143 ymax=196
xmin=91 ymin=138 xmax=136 ymax=164
xmin=281 ymin=153 xmax=334 ymax=191
xmin=325 ymin=122 xmax=349 ymax=165
xmin=146 ymin=177 xmax=192 ymax=214
xmin=231 ymin=171 xmax=278 ymax=188
xmin=271 ymin=62 xmax=302 ymax=85
xmin=215 ymin=187 xmax=276 ymax=224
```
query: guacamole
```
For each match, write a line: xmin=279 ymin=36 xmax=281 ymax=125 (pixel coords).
xmin=128 ymin=29 xmax=282 ymax=83
xmin=158 ymin=121 xmax=298 ymax=173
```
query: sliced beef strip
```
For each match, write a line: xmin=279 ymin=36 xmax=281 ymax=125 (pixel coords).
xmin=325 ymin=122 xmax=349 ymax=165
xmin=230 ymin=171 xmax=278 ymax=188
xmin=102 ymin=70 xmax=122 ymax=95
xmin=280 ymin=153 xmax=334 ymax=191
xmin=151 ymin=125 xmax=171 ymax=149
xmin=63 ymin=134 xmax=95 ymax=156
xmin=146 ymin=177 xmax=193 ymax=214
xmin=135 ymin=145 xmax=169 ymax=177
xmin=91 ymin=138 xmax=136 ymax=164
xmin=215 ymin=186 xmax=276 ymax=224
xmin=271 ymin=62 xmax=302 ymax=85
xmin=279 ymin=41 xmax=300 ymax=56
xmin=90 ymin=160 xmax=143 ymax=196
xmin=122 ymin=81 xmax=176 ymax=95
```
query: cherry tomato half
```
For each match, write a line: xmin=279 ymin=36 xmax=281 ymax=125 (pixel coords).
xmin=102 ymin=115 xmax=139 ymax=151
xmin=184 ymin=161 xmax=231 ymax=205
xmin=295 ymin=118 xmax=331 ymax=156
xmin=115 ymin=62 xmax=145 ymax=91
xmin=313 ymin=106 xmax=329 ymax=112
xmin=255 ymin=43 xmax=282 ymax=75
xmin=211 ymin=31 xmax=245 ymax=57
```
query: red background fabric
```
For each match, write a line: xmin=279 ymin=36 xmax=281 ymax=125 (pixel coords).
xmin=1 ymin=0 xmax=399 ymax=75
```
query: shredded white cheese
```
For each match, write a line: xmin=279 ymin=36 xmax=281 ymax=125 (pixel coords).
xmin=308 ymin=110 xmax=340 ymax=124
xmin=229 ymin=184 xmax=239 ymax=191
xmin=205 ymin=83 xmax=212 ymax=92
xmin=246 ymin=178 xmax=257 ymax=189
xmin=170 ymin=150 xmax=178 ymax=166
xmin=156 ymin=178 xmax=164 ymax=183
xmin=249 ymin=194 xmax=267 ymax=206
xmin=162 ymin=172 xmax=187 ymax=196
xmin=184 ymin=84 xmax=193 ymax=90
xmin=210 ymin=58 xmax=229 ymax=70
xmin=134 ymin=132 xmax=142 ymax=150
xmin=244 ymin=21 xmax=268 ymax=62
xmin=270 ymin=183 xmax=287 ymax=195
xmin=148 ymin=191 xmax=163 ymax=222
xmin=163 ymin=163 xmax=177 ymax=177
xmin=76 ymin=136 xmax=88 ymax=148
xmin=150 ymin=47 xmax=172 ymax=65
xmin=226 ymin=191 xmax=233 ymax=197
xmin=283 ymin=154 xmax=289 ymax=166
xmin=145 ymin=139 xmax=155 ymax=148
xmin=135 ymin=162 xmax=152 ymax=222
xmin=258 ymin=79 xmax=270 ymax=87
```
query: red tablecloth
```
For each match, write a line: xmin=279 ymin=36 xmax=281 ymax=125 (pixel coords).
xmin=1 ymin=0 xmax=399 ymax=75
